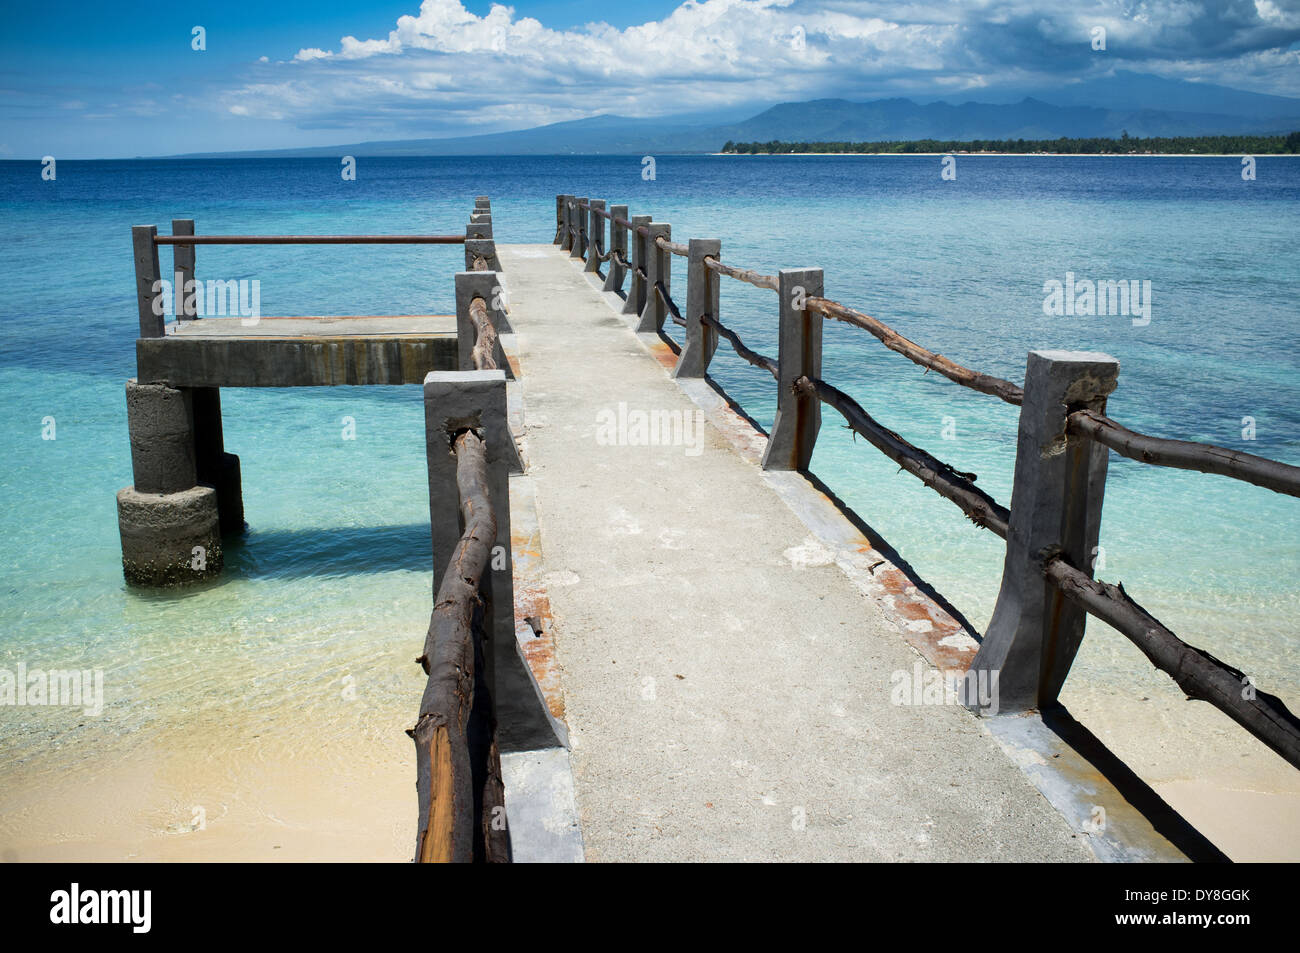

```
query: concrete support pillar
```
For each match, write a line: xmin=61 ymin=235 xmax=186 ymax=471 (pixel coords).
xmin=474 ymin=195 xmax=491 ymax=209
xmin=171 ymin=219 xmax=196 ymax=322
xmin=132 ymin=225 xmax=164 ymax=338
xmin=674 ymin=239 xmax=720 ymax=379
xmin=470 ymin=211 xmax=491 ymax=225
xmin=192 ymin=387 xmax=245 ymax=536
xmin=635 ymin=223 xmax=672 ymax=334
xmin=968 ymin=351 xmax=1120 ymax=713
xmin=465 ymin=238 xmax=501 ymax=272
xmin=621 ymin=215 xmax=652 ymax=316
xmin=556 ymin=195 xmax=571 ymax=248
xmin=602 ymin=204 xmax=629 ymax=294
xmin=761 ymin=268 xmax=824 ymax=471
xmin=466 ymin=221 xmax=492 ymax=241
xmin=424 ymin=370 xmax=562 ymax=750
xmin=584 ymin=199 xmax=606 ymax=273
xmin=569 ymin=198 xmax=588 ymax=260
xmin=117 ymin=379 xmax=222 ymax=585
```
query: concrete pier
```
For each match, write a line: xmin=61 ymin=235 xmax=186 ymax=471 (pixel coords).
xmin=494 ymin=244 xmax=1106 ymax=861
xmin=114 ymin=207 xmax=1225 ymax=861
xmin=119 ymin=313 xmax=457 ymax=586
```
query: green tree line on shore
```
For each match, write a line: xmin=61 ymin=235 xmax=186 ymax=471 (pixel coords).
xmin=721 ymin=131 xmax=1300 ymax=155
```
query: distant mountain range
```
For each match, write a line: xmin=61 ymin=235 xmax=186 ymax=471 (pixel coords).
xmin=172 ymin=72 xmax=1300 ymax=158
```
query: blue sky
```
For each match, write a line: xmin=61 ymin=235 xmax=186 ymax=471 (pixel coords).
xmin=3 ymin=0 xmax=1299 ymax=158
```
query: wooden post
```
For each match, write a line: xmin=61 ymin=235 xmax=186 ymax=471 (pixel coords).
xmin=132 ymin=225 xmax=164 ymax=338
xmin=171 ymin=219 xmax=196 ymax=321
xmin=761 ymin=268 xmax=824 ymax=471
xmin=569 ymin=197 xmax=588 ymax=259
xmin=584 ymin=199 xmax=606 ymax=273
xmin=621 ymin=215 xmax=651 ymax=316
xmin=674 ymin=239 xmax=720 ymax=378
xmin=968 ymin=350 xmax=1120 ymax=713
xmin=556 ymin=194 xmax=571 ymax=248
xmin=636 ymin=223 xmax=672 ymax=333
xmin=602 ymin=204 xmax=629 ymax=294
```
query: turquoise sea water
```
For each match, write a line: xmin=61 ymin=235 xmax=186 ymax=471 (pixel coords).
xmin=0 ymin=155 xmax=1297 ymax=776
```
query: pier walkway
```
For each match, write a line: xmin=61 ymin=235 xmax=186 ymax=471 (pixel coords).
xmin=499 ymin=244 xmax=1091 ymax=861
xmin=118 ymin=197 xmax=1299 ymax=861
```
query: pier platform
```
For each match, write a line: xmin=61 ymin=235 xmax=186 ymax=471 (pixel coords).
xmin=137 ymin=315 xmax=457 ymax=387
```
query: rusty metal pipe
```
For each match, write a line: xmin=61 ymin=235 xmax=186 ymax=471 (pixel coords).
xmin=155 ymin=235 xmax=467 ymax=245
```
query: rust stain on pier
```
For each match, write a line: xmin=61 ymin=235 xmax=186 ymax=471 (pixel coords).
xmin=511 ymin=515 xmax=565 ymax=722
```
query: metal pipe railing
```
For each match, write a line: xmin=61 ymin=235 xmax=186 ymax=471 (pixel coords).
xmin=155 ymin=234 xmax=466 ymax=245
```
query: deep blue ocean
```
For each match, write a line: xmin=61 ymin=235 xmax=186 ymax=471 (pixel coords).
xmin=0 ymin=155 xmax=1297 ymax=788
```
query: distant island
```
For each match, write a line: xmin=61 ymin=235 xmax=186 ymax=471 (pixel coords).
xmin=722 ymin=131 xmax=1300 ymax=155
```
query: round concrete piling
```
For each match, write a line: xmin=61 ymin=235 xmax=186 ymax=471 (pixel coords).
xmin=126 ymin=379 xmax=196 ymax=494
xmin=116 ymin=485 xmax=222 ymax=586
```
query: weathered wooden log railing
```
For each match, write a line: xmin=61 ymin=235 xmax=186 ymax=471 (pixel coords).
xmin=468 ymin=296 xmax=498 ymax=371
xmin=417 ymin=291 xmax=534 ymax=860
xmin=411 ymin=426 xmax=510 ymax=863
xmin=793 ymin=375 xmax=1011 ymax=537
xmin=556 ymin=192 xmax=1300 ymax=774
xmin=704 ymin=257 xmax=780 ymax=292
xmin=454 ymin=270 xmax=512 ymax=379
xmin=1067 ymin=408 xmax=1300 ymax=498
xmin=700 ymin=313 xmax=776 ymax=378
xmin=1044 ymin=558 xmax=1300 ymax=767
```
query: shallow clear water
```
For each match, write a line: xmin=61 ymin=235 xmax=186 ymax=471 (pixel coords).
xmin=0 ymin=155 xmax=1297 ymax=781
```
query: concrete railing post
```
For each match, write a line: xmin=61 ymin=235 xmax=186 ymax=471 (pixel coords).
xmin=474 ymin=195 xmax=491 ymax=210
xmin=117 ymin=379 xmax=222 ymax=585
xmin=968 ymin=351 xmax=1120 ymax=713
xmin=133 ymin=225 xmax=164 ymax=338
xmin=172 ymin=219 xmax=196 ymax=321
xmin=636 ymin=223 xmax=672 ymax=334
xmin=569 ymin=197 xmax=588 ymax=259
xmin=465 ymin=238 xmax=501 ymax=272
xmin=584 ymin=199 xmax=606 ymax=273
xmin=466 ymin=221 xmax=492 ymax=241
xmin=761 ymin=268 xmax=824 ymax=471
xmin=602 ymin=204 xmax=629 ymax=294
xmin=424 ymin=370 xmax=564 ymax=750
xmin=621 ymin=215 xmax=652 ymax=316
xmin=567 ymin=196 xmax=580 ymax=252
xmin=454 ymin=271 xmax=518 ymax=390
xmin=556 ymin=194 xmax=572 ymax=248
xmin=674 ymin=239 xmax=720 ymax=378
